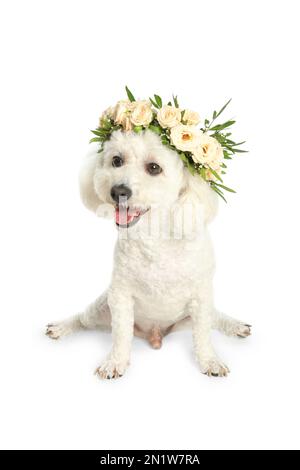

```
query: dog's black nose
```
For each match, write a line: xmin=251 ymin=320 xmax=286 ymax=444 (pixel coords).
xmin=110 ymin=184 xmax=132 ymax=203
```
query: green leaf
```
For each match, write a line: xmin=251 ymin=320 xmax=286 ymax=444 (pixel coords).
xmin=213 ymin=110 xmax=217 ymax=119
xmin=179 ymin=153 xmax=196 ymax=175
xmin=167 ymin=101 xmax=172 ymax=106
xmin=189 ymin=165 xmax=196 ymax=175
xmin=211 ymin=184 xmax=227 ymax=202
xmin=149 ymin=98 xmax=158 ymax=109
xmin=199 ymin=166 xmax=207 ymax=180
xmin=125 ymin=86 xmax=135 ymax=102
xmin=149 ymin=124 xmax=162 ymax=134
xmin=90 ymin=129 xmax=107 ymax=137
xmin=154 ymin=94 xmax=162 ymax=108
xmin=208 ymin=167 xmax=223 ymax=183
xmin=212 ymin=133 xmax=225 ymax=144
xmin=187 ymin=162 xmax=196 ymax=175
xmin=101 ymin=118 xmax=112 ymax=130
xmin=231 ymin=148 xmax=248 ymax=153
xmin=89 ymin=137 xmax=101 ymax=143
xmin=179 ymin=152 xmax=188 ymax=163
xmin=214 ymin=183 xmax=236 ymax=193
xmin=210 ymin=120 xmax=236 ymax=131
xmin=164 ymin=143 xmax=176 ymax=150
xmin=133 ymin=126 xmax=143 ymax=133
xmin=232 ymin=141 xmax=246 ymax=147
xmin=225 ymin=138 xmax=236 ymax=145
xmin=216 ymin=98 xmax=232 ymax=118
xmin=172 ymin=95 xmax=179 ymax=108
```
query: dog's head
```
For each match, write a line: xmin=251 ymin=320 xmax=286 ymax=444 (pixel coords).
xmin=80 ymin=130 xmax=217 ymax=234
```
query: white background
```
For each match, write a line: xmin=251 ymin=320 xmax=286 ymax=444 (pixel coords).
xmin=0 ymin=0 xmax=299 ymax=450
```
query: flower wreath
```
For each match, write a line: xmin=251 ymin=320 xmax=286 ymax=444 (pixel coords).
xmin=90 ymin=87 xmax=247 ymax=201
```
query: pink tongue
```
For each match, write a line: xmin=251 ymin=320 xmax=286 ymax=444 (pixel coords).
xmin=115 ymin=207 xmax=139 ymax=225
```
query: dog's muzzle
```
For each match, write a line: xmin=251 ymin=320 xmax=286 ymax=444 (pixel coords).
xmin=110 ymin=184 xmax=149 ymax=228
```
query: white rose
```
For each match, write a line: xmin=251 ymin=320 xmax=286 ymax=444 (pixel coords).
xmin=182 ymin=109 xmax=200 ymax=126
xmin=192 ymin=134 xmax=223 ymax=167
xmin=157 ymin=105 xmax=181 ymax=128
xmin=113 ymin=100 xmax=134 ymax=130
xmin=130 ymin=100 xmax=153 ymax=126
xmin=170 ymin=124 xmax=202 ymax=152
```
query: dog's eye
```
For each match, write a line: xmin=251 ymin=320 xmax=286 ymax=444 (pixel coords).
xmin=112 ymin=156 xmax=124 ymax=168
xmin=146 ymin=162 xmax=162 ymax=176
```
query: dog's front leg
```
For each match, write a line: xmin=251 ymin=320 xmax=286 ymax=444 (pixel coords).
xmin=190 ymin=282 xmax=229 ymax=377
xmin=95 ymin=287 xmax=134 ymax=380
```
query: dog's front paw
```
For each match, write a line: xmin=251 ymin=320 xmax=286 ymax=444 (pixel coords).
xmin=235 ymin=323 xmax=251 ymax=338
xmin=94 ymin=358 xmax=128 ymax=380
xmin=200 ymin=358 xmax=230 ymax=377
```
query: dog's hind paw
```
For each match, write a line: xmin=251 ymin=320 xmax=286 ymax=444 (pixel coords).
xmin=94 ymin=358 xmax=128 ymax=380
xmin=201 ymin=358 xmax=230 ymax=378
xmin=46 ymin=322 xmax=73 ymax=340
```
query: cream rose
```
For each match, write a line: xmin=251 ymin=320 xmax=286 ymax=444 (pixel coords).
xmin=192 ymin=134 xmax=223 ymax=167
xmin=130 ymin=100 xmax=153 ymax=126
xmin=113 ymin=100 xmax=134 ymax=130
xmin=157 ymin=105 xmax=181 ymax=128
xmin=103 ymin=106 xmax=115 ymax=119
xmin=170 ymin=124 xmax=202 ymax=152
xmin=182 ymin=109 xmax=200 ymax=126
xmin=123 ymin=117 xmax=134 ymax=131
xmin=99 ymin=106 xmax=115 ymax=126
xmin=191 ymin=146 xmax=204 ymax=164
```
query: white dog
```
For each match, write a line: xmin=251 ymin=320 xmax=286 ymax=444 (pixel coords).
xmin=46 ymin=129 xmax=251 ymax=378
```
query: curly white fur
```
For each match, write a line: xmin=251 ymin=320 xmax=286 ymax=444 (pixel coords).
xmin=46 ymin=130 xmax=251 ymax=379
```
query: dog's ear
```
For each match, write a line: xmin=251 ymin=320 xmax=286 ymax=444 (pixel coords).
xmin=178 ymin=169 xmax=218 ymax=224
xmin=79 ymin=150 xmax=102 ymax=213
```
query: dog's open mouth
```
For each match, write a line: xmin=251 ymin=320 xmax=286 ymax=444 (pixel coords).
xmin=115 ymin=205 xmax=149 ymax=228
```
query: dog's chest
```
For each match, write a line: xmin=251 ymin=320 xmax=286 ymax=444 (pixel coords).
xmin=115 ymin=235 xmax=214 ymax=297
xmin=113 ymin=236 xmax=215 ymax=326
